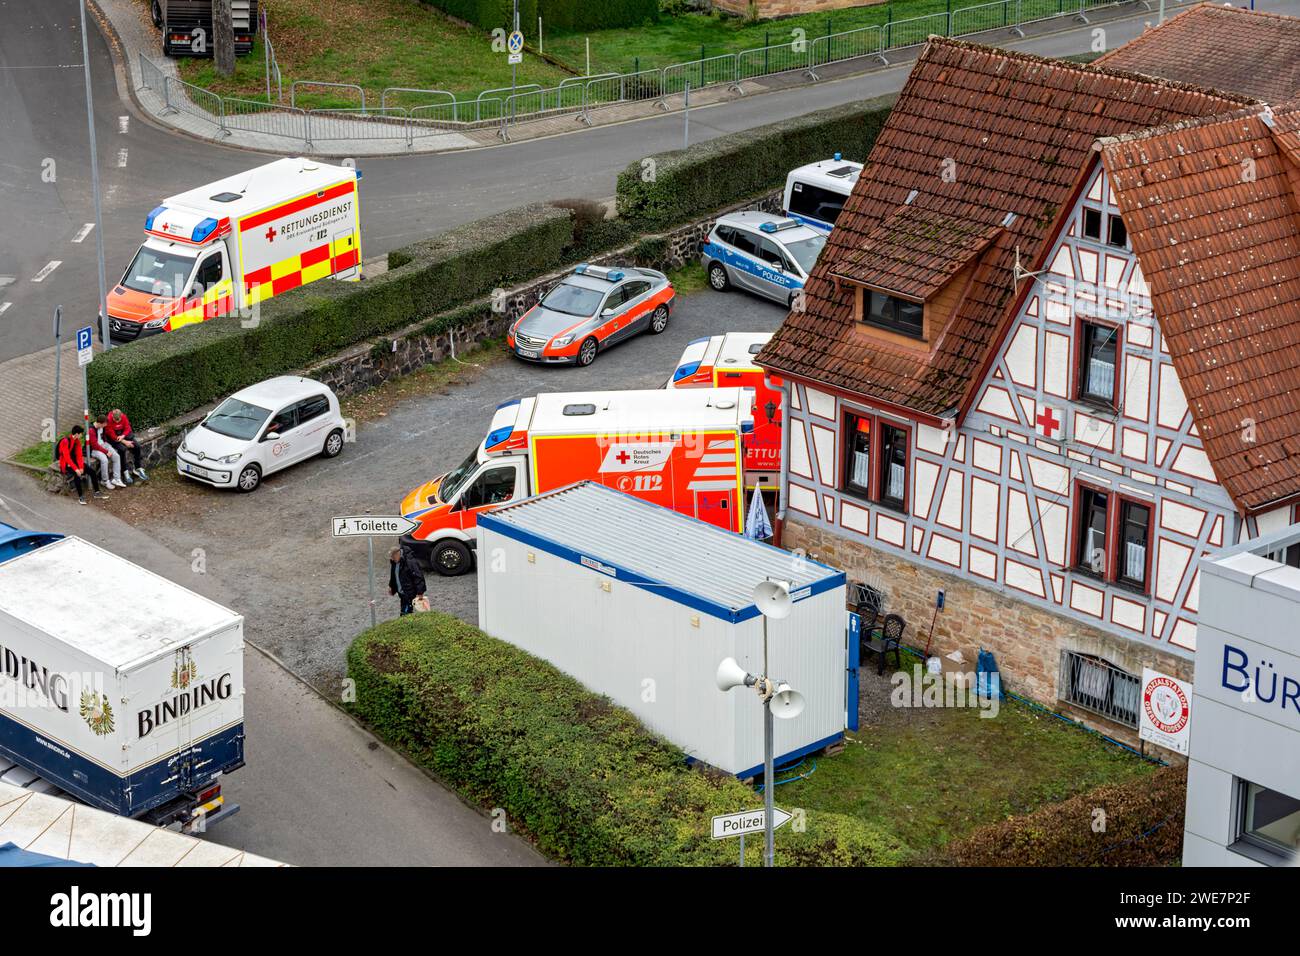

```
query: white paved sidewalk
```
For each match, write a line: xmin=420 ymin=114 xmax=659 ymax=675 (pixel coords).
xmin=0 ymin=340 xmax=95 ymax=460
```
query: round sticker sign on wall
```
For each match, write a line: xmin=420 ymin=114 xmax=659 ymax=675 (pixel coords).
xmin=1139 ymin=668 xmax=1193 ymax=754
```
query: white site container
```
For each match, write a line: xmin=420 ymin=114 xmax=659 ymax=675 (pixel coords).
xmin=0 ymin=537 xmax=245 ymax=819
xmin=477 ymin=481 xmax=848 ymax=777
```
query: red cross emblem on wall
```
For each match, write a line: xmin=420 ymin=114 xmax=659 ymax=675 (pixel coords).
xmin=616 ymin=450 xmax=631 ymax=464
xmin=265 ymin=226 xmax=277 ymax=242
xmin=1036 ymin=406 xmax=1061 ymax=439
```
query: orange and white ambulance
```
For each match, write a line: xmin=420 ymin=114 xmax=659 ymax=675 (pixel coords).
xmin=668 ymin=332 xmax=783 ymax=490
xmin=399 ymin=388 xmax=753 ymax=575
xmin=106 ymin=157 xmax=361 ymax=343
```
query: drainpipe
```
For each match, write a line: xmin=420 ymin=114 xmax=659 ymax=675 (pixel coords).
xmin=772 ymin=378 xmax=793 ymax=549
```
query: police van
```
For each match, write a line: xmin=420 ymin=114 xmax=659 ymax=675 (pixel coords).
xmin=783 ymin=154 xmax=863 ymax=232
xmin=701 ymin=212 xmax=826 ymax=307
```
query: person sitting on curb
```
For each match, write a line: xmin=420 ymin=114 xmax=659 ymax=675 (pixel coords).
xmin=87 ymin=415 xmax=125 ymax=489
xmin=56 ymin=426 xmax=107 ymax=505
xmin=105 ymin=408 xmax=147 ymax=484
xmin=387 ymin=546 xmax=427 ymax=616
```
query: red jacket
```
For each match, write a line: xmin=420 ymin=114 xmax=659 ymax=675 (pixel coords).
xmin=56 ymin=435 xmax=85 ymax=473
xmin=105 ymin=412 xmax=133 ymax=441
xmin=87 ymin=425 xmax=113 ymax=455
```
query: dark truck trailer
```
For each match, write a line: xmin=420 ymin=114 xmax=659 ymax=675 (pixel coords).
xmin=152 ymin=0 xmax=259 ymax=58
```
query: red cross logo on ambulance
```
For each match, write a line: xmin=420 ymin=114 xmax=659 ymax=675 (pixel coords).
xmin=1035 ymin=406 xmax=1061 ymax=439
xmin=599 ymin=443 xmax=673 ymax=473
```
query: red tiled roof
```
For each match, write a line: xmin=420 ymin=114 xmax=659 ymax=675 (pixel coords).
xmin=1095 ymin=4 xmax=1300 ymax=105
xmin=1100 ymin=105 xmax=1300 ymax=513
xmin=832 ymin=204 xmax=1002 ymax=301
xmin=756 ymin=38 xmax=1248 ymax=417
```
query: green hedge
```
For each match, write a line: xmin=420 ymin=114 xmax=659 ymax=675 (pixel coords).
xmin=420 ymin=0 xmax=657 ymax=32
xmin=88 ymin=204 xmax=572 ymax=429
xmin=348 ymin=612 xmax=904 ymax=866
xmin=943 ymin=763 xmax=1187 ymax=867
xmin=616 ymin=95 xmax=895 ymax=229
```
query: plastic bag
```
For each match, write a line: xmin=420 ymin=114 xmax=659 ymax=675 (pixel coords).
xmin=413 ymin=595 xmax=431 ymax=613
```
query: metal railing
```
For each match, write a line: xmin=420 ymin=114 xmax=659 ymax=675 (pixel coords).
xmin=135 ymin=0 xmax=1199 ymax=152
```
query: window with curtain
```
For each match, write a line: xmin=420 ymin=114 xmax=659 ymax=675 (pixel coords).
xmin=1079 ymin=321 xmax=1119 ymax=405
xmin=845 ymin=414 xmax=871 ymax=497
xmin=1118 ymin=500 xmax=1150 ymax=590
xmin=879 ymin=423 xmax=908 ymax=510
xmin=1076 ymin=487 xmax=1109 ymax=575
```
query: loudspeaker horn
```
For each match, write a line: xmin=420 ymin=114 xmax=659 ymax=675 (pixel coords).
xmin=715 ymin=657 xmax=751 ymax=692
xmin=752 ymin=579 xmax=792 ymax=620
xmin=770 ymin=683 xmax=805 ymax=720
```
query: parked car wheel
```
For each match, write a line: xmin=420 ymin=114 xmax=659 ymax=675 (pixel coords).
xmin=649 ymin=305 xmax=670 ymax=334
xmin=151 ymin=0 xmax=163 ymax=28
xmin=431 ymin=539 xmax=472 ymax=576
xmin=708 ymin=262 xmax=730 ymax=291
xmin=236 ymin=464 xmax=262 ymax=493
xmin=576 ymin=337 xmax=599 ymax=367
xmin=322 ymin=428 xmax=345 ymax=458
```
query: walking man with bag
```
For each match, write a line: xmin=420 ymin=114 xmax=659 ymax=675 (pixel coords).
xmin=388 ymin=546 xmax=427 ymax=616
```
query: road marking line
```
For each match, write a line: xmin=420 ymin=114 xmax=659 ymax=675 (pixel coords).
xmin=0 ymin=276 xmax=12 ymax=289
xmin=0 ymin=303 xmax=11 ymax=316
xmin=118 ymin=115 xmax=129 ymax=134
xmin=116 ymin=148 xmax=128 ymax=168
xmin=72 ymin=222 xmax=95 ymax=243
xmin=31 ymin=261 xmax=62 ymax=282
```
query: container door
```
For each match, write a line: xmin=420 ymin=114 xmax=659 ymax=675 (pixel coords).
xmin=174 ymin=646 xmax=197 ymax=791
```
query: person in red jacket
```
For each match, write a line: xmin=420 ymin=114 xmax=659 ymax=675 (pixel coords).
xmin=87 ymin=415 xmax=125 ymax=489
xmin=56 ymin=426 xmax=106 ymax=505
xmin=105 ymin=408 xmax=148 ymax=483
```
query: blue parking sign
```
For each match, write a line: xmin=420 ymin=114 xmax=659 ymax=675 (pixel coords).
xmin=76 ymin=326 xmax=92 ymax=351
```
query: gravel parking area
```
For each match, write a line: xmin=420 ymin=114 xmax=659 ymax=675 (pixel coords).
xmin=113 ymin=285 xmax=787 ymax=691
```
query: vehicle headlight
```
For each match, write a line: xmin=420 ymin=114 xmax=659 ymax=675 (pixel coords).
xmin=219 ymin=453 xmax=242 ymax=464
xmin=551 ymin=334 xmax=574 ymax=348
xmin=143 ymin=317 xmax=168 ymax=329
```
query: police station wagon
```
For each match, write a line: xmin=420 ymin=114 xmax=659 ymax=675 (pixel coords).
xmin=701 ymin=213 xmax=827 ymax=307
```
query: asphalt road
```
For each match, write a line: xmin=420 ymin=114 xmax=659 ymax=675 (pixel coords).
xmin=8 ymin=0 xmax=1297 ymax=362
xmin=112 ymin=284 xmax=787 ymax=688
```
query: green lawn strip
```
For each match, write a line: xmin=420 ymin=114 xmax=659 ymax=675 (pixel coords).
xmin=11 ymin=442 xmax=54 ymax=468
xmin=783 ymin=693 xmax=1154 ymax=858
xmin=545 ymin=1 xmax=1071 ymax=76
xmin=665 ymin=261 xmax=708 ymax=296
xmin=177 ymin=0 xmax=571 ymax=109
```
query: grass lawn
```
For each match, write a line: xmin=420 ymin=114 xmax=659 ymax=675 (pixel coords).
xmin=545 ymin=0 xmax=1081 ymax=76
xmin=11 ymin=442 xmax=53 ymax=468
xmin=666 ymin=262 xmax=708 ymax=296
xmin=780 ymin=664 xmax=1156 ymax=861
xmin=170 ymin=0 xmax=571 ymax=109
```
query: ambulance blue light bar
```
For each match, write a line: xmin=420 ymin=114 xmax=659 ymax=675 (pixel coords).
xmin=485 ymin=426 xmax=513 ymax=448
xmin=573 ymin=264 xmax=625 ymax=282
xmin=672 ymin=362 xmax=701 ymax=383
xmin=144 ymin=205 xmax=166 ymax=231
xmin=759 ymin=219 xmax=800 ymax=234
xmin=191 ymin=218 xmax=221 ymax=243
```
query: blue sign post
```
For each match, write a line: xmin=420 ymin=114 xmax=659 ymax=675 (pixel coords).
xmin=76 ymin=325 xmax=93 ymax=434
xmin=846 ymin=611 xmax=861 ymax=731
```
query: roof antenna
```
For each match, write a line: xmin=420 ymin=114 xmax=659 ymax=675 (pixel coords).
xmin=1012 ymin=245 xmax=1045 ymax=289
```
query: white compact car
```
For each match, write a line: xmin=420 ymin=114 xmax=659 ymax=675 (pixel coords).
xmin=177 ymin=376 xmax=347 ymax=492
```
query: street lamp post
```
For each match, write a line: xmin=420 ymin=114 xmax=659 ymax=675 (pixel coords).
xmin=78 ymin=0 xmax=111 ymax=351
xmin=716 ymin=579 xmax=805 ymax=867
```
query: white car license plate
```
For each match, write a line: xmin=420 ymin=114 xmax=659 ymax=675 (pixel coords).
xmin=184 ymin=462 xmax=210 ymax=479
xmin=517 ymin=346 xmax=538 ymax=359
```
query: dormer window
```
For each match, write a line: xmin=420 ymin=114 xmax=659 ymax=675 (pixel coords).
xmin=863 ymin=289 xmax=924 ymax=339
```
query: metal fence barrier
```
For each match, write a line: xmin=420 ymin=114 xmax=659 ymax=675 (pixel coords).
xmin=135 ymin=0 xmax=1199 ymax=152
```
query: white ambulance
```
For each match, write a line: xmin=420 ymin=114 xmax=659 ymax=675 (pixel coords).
xmin=400 ymin=387 xmax=753 ymax=575
xmin=106 ymin=157 xmax=362 ymax=343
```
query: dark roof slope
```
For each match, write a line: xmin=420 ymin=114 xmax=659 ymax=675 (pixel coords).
xmin=757 ymin=37 xmax=1248 ymax=416
xmin=1095 ymin=4 xmax=1300 ymax=105
xmin=1100 ymin=105 xmax=1300 ymax=513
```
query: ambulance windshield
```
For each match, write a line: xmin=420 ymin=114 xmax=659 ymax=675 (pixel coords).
xmin=122 ymin=245 xmax=197 ymax=297
xmin=438 ymin=447 xmax=480 ymax=503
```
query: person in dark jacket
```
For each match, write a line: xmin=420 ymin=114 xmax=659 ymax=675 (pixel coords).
xmin=56 ymin=426 xmax=106 ymax=505
xmin=388 ymin=547 xmax=427 ymax=615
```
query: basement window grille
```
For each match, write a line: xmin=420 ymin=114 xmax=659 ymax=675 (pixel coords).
xmin=1059 ymin=651 xmax=1140 ymax=728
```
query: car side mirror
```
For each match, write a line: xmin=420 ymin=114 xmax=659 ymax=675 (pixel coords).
xmin=602 ymin=307 xmax=616 ymax=317
xmin=263 ymin=431 xmax=280 ymax=442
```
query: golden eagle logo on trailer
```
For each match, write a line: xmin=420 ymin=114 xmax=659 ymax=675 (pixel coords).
xmin=171 ymin=660 xmax=198 ymax=690
xmin=80 ymin=690 xmax=115 ymax=737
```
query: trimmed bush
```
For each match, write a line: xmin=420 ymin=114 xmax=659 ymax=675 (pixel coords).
xmin=420 ymin=0 xmax=657 ymax=32
xmin=348 ymin=612 xmax=905 ymax=866
xmin=89 ymin=204 xmax=572 ymax=429
xmin=616 ymin=95 xmax=895 ymax=229
xmin=942 ymin=763 xmax=1187 ymax=867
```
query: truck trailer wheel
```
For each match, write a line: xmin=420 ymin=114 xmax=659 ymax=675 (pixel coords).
xmin=431 ymin=539 xmax=473 ymax=576
xmin=151 ymin=1 xmax=162 ymax=27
